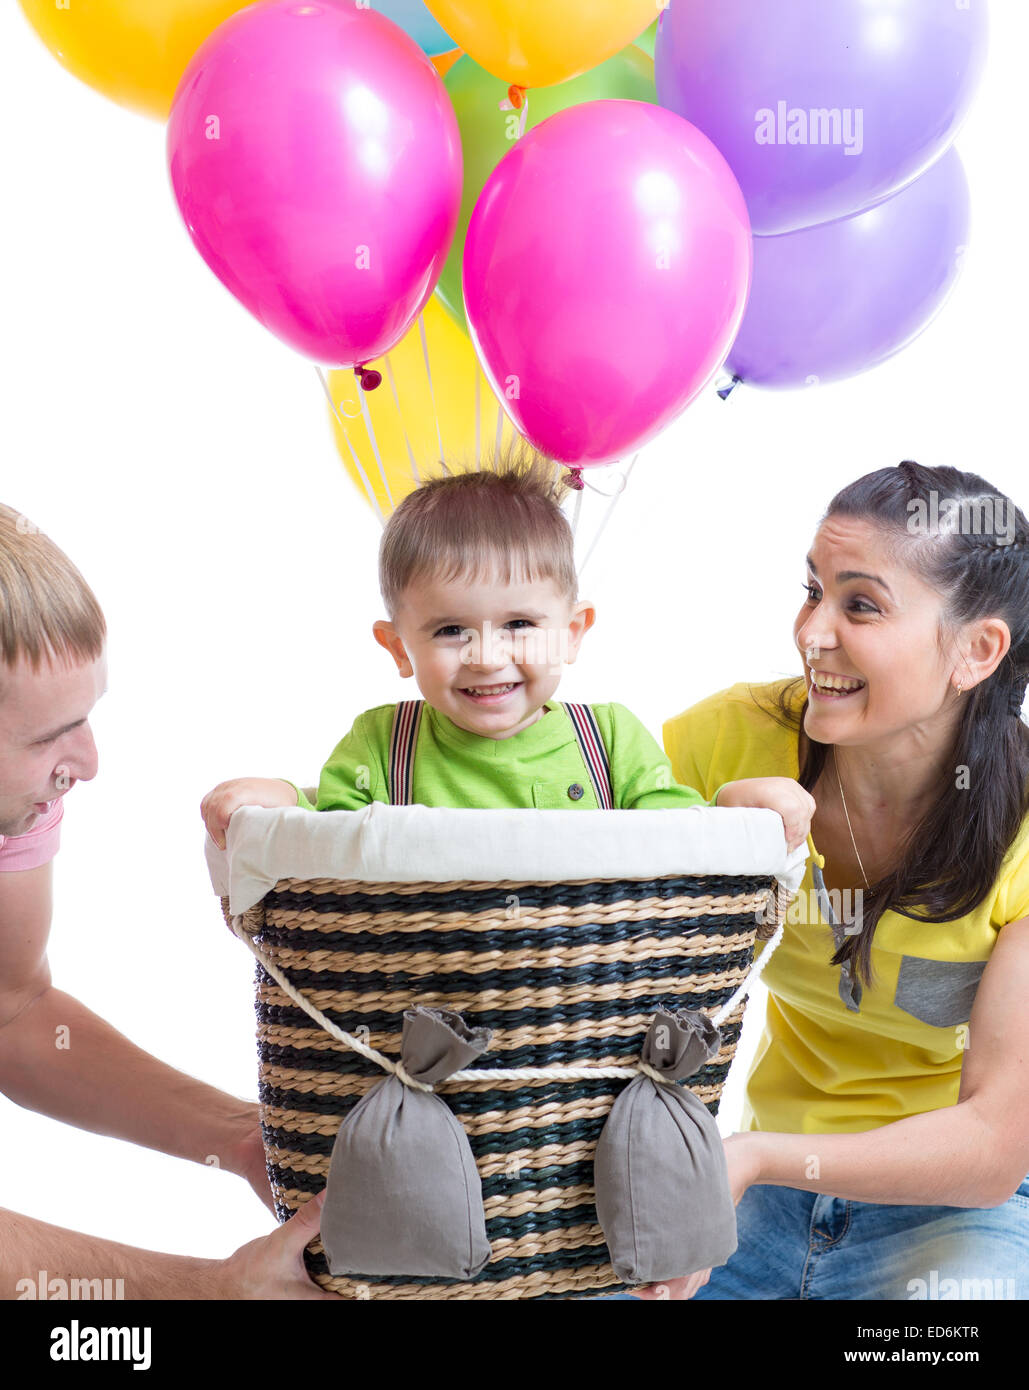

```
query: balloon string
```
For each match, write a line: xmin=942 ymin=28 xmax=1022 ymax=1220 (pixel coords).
xmin=418 ymin=312 xmax=450 ymax=476
xmin=356 ymin=375 xmax=395 ymax=512
xmin=474 ymin=370 xmax=481 ymax=470
xmin=570 ymin=478 xmax=584 ymax=537
xmin=582 ymin=468 xmax=631 ymax=498
xmin=383 ymin=352 xmax=420 ymax=486
xmin=577 ymin=454 xmax=639 ymax=578
xmin=495 ymin=400 xmax=504 ymax=460
xmin=314 ymin=366 xmax=385 ymax=526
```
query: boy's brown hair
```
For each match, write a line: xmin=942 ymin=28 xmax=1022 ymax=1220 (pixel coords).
xmin=0 ymin=504 xmax=106 ymax=695
xmin=379 ymin=440 xmax=577 ymax=618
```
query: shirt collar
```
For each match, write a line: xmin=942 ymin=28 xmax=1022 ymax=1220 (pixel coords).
xmin=424 ymin=700 xmax=576 ymax=757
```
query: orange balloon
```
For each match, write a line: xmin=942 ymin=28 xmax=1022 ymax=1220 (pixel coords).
xmin=424 ymin=0 xmax=657 ymax=88
xmin=430 ymin=48 xmax=462 ymax=78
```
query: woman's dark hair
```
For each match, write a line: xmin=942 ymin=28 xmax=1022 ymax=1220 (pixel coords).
xmin=763 ymin=461 xmax=1029 ymax=989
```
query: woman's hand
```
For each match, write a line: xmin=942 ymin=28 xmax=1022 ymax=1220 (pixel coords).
xmin=630 ymin=1267 xmax=712 ymax=1300
xmin=629 ymin=1132 xmax=765 ymax=1300
xmin=724 ymin=1129 xmax=764 ymax=1205
xmin=716 ymin=777 xmax=815 ymax=852
xmin=201 ymin=777 xmax=300 ymax=850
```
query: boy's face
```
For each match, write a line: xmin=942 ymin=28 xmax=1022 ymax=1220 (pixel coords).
xmin=373 ymin=571 xmax=595 ymax=740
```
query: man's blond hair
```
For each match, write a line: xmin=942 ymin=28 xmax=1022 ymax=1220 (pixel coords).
xmin=0 ymin=504 xmax=106 ymax=690
xmin=379 ymin=440 xmax=577 ymax=618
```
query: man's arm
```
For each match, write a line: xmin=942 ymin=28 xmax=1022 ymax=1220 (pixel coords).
xmin=2 ymin=1193 xmax=331 ymax=1300
xmin=0 ymin=861 xmax=263 ymax=1192
xmin=0 ymin=862 xmax=336 ymax=1298
xmin=3 ymin=1206 xmax=222 ymax=1300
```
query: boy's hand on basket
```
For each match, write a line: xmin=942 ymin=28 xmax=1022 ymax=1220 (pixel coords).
xmin=216 ymin=1190 xmax=342 ymax=1299
xmin=715 ymin=777 xmax=815 ymax=853
xmin=201 ymin=778 xmax=301 ymax=850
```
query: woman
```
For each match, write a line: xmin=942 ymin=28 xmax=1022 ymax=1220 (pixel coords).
xmin=659 ymin=460 xmax=1029 ymax=1301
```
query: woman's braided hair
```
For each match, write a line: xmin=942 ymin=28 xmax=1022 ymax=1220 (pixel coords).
xmin=767 ymin=461 xmax=1029 ymax=989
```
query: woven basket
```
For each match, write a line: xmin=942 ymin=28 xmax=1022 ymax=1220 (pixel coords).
xmin=213 ymin=804 xmax=797 ymax=1301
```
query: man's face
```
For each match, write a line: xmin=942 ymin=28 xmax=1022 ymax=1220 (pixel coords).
xmin=0 ymin=649 xmax=106 ymax=838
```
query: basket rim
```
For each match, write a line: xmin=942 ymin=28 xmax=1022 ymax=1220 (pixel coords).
xmin=207 ymin=801 xmax=808 ymax=917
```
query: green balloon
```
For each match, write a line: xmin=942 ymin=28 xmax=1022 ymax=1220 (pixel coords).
xmin=635 ymin=19 xmax=658 ymax=58
xmin=437 ymin=47 xmax=657 ymax=332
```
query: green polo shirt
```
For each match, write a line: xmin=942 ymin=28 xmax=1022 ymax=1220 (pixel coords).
xmin=289 ymin=700 xmax=721 ymax=812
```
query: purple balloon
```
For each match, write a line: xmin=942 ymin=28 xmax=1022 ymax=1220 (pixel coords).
xmin=168 ymin=1 xmax=462 ymax=367
xmin=656 ymin=0 xmax=987 ymax=235
xmin=725 ymin=147 xmax=970 ymax=390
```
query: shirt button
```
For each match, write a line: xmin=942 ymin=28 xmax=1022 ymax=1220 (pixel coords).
xmin=567 ymin=783 xmax=584 ymax=800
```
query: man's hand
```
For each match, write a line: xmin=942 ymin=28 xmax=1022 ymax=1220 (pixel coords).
xmin=716 ymin=777 xmax=815 ymax=852
xmin=2 ymin=1190 xmax=341 ymax=1300
xmin=201 ymin=778 xmax=300 ymax=850
xmin=217 ymin=1191 xmax=340 ymax=1300
xmin=225 ymin=1119 xmax=276 ymax=1215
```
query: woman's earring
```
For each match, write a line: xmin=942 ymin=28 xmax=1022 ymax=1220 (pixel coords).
xmin=955 ymin=681 xmax=963 ymax=693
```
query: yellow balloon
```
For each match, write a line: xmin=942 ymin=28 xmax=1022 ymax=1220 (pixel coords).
xmin=424 ymin=0 xmax=658 ymax=88
xmin=17 ymin=0 xmax=255 ymax=119
xmin=327 ymin=297 xmax=527 ymax=518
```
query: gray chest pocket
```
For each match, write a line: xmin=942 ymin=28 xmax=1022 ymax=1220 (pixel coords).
xmin=893 ymin=956 xmax=988 ymax=1028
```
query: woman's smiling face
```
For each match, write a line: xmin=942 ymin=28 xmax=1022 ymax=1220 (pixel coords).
xmin=794 ymin=515 xmax=963 ymax=746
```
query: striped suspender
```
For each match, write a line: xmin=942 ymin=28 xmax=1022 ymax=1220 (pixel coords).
xmin=561 ymin=703 xmax=615 ymax=809
xmin=387 ymin=699 xmax=614 ymax=809
xmin=387 ymin=700 xmax=424 ymax=805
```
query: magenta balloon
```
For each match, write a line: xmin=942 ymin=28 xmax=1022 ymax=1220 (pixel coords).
xmin=167 ymin=0 xmax=462 ymax=367
xmin=656 ymin=0 xmax=988 ymax=236
xmin=726 ymin=147 xmax=971 ymax=389
xmin=462 ymin=101 xmax=752 ymax=467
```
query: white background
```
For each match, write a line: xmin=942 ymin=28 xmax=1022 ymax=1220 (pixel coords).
xmin=1 ymin=2 xmax=1025 ymax=1269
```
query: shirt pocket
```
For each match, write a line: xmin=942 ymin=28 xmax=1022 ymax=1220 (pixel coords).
xmin=893 ymin=955 xmax=988 ymax=1028
xmin=531 ymin=779 xmax=596 ymax=809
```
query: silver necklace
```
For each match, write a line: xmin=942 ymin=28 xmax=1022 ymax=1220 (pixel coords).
xmin=807 ymin=746 xmax=869 ymax=1012
xmin=832 ymin=745 xmax=870 ymax=890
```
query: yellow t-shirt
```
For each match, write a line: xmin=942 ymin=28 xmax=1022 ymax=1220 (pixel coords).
xmin=663 ymin=679 xmax=1029 ymax=1135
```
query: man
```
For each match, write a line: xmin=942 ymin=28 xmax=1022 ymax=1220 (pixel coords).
xmin=0 ymin=504 xmax=330 ymax=1298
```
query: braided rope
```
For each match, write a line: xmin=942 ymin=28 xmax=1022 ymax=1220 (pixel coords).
xmin=229 ymin=914 xmax=435 ymax=1092
xmin=230 ymin=908 xmax=785 ymax=1089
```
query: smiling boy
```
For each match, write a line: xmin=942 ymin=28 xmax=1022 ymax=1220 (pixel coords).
xmin=203 ymin=446 xmax=813 ymax=846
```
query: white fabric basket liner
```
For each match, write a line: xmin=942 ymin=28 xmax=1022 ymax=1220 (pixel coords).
xmin=207 ymin=803 xmax=809 ymax=917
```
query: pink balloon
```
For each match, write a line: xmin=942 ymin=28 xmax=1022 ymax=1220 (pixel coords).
xmin=167 ymin=0 xmax=462 ymax=367
xmin=462 ymin=100 xmax=752 ymax=467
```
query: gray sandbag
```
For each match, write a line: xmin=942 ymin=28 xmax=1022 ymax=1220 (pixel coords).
xmin=594 ymin=1007 xmax=737 ymax=1285
xmin=321 ymin=1006 xmax=493 ymax=1279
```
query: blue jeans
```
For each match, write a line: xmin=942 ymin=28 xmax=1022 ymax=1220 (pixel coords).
xmin=602 ymin=1170 xmax=1029 ymax=1300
